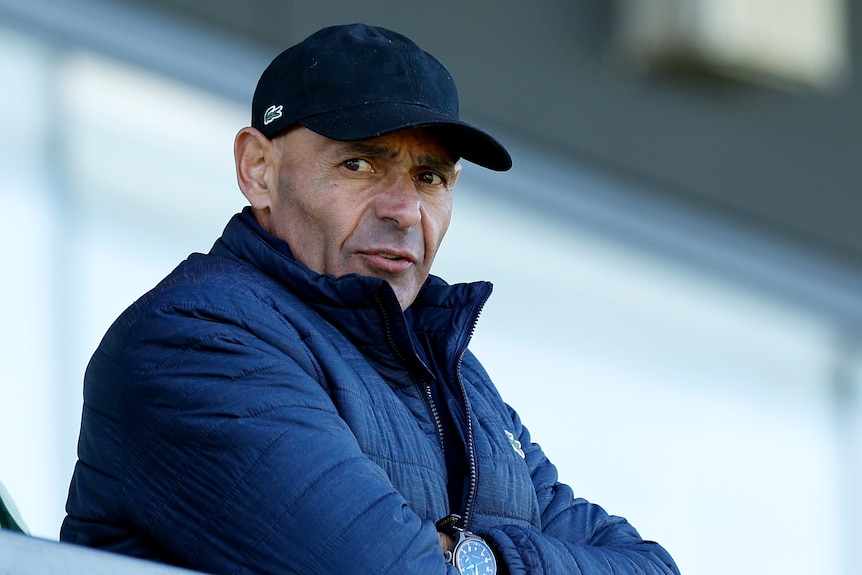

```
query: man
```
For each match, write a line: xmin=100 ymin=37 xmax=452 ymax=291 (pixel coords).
xmin=61 ymin=23 xmax=680 ymax=575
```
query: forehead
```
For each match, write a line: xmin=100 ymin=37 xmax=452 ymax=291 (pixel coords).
xmin=304 ymin=127 xmax=456 ymax=164
xmin=347 ymin=131 xmax=456 ymax=169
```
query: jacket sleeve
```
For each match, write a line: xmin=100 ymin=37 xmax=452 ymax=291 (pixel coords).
xmin=117 ymin=298 xmax=456 ymax=575
xmin=481 ymin=409 xmax=680 ymax=575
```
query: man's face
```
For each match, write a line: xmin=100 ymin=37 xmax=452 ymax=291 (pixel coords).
xmin=262 ymin=126 xmax=460 ymax=310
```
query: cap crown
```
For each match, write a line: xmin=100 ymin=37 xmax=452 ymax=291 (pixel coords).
xmin=253 ymin=24 xmax=458 ymax=138
xmin=250 ymin=23 xmax=512 ymax=171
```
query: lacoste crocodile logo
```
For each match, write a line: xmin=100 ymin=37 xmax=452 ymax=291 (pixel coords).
xmin=505 ymin=429 xmax=525 ymax=458
xmin=263 ymin=104 xmax=283 ymax=126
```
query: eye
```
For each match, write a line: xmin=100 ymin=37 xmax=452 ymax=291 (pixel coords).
xmin=414 ymin=171 xmax=445 ymax=186
xmin=343 ymin=158 xmax=373 ymax=173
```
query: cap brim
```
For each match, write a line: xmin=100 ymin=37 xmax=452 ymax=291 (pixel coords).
xmin=299 ymin=102 xmax=512 ymax=172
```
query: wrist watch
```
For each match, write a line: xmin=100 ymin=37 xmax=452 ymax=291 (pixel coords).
xmin=443 ymin=529 xmax=497 ymax=575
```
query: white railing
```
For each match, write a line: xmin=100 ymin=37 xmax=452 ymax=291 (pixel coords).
xmin=0 ymin=530 xmax=203 ymax=575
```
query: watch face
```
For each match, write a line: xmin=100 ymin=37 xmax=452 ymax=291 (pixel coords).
xmin=454 ymin=537 xmax=497 ymax=575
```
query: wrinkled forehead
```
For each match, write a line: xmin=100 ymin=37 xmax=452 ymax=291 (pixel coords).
xmin=280 ymin=125 xmax=460 ymax=171
xmin=336 ymin=129 xmax=458 ymax=169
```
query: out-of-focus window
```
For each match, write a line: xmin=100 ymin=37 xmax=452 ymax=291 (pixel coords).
xmin=0 ymin=24 xmax=247 ymax=539
xmin=438 ymin=188 xmax=846 ymax=575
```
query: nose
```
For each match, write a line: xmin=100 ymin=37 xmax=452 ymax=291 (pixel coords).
xmin=373 ymin=175 xmax=422 ymax=231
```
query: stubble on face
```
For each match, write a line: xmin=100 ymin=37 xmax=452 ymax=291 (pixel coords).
xmin=264 ymin=127 xmax=459 ymax=310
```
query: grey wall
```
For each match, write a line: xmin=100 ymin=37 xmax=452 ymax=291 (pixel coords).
xmin=118 ymin=0 xmax=862 ymax=270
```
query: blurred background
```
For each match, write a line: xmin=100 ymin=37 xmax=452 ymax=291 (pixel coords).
xmin=1 ymin=1 xmax=861 ymax=574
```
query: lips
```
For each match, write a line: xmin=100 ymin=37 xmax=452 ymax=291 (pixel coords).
xmin=357 ymin=248 xmax=418 ymax=273
xmin=363 ymin=247 xmax=416 ymax=263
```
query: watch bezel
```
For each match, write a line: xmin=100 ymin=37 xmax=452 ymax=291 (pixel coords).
xmin=449 ymin=530 xmax=497 ymax=575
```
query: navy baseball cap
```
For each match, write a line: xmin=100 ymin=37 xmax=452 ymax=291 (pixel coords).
xmin=251 ymin=23 xmax=512 ymax=171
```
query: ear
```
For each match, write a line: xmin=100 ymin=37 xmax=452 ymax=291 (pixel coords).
xmin=234 ymin=127 xmax=277 ymax=211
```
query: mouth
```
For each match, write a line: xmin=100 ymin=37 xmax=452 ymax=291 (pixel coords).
xmin=356 ymin=249 xmax=418 ymax=274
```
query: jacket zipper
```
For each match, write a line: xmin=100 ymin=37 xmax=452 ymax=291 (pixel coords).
xmin=374 ymin=291 xmax=447 ymax=457
xmin=455 ymin=282 xmax=493 ymax=530
xmin=422 ymin=379 xmax=446 ymax=462
xmin=375 ymin=283 xmax=493 ymax=531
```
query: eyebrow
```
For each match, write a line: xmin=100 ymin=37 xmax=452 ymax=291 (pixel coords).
xmin=337 ymin=142 xmax=398 ymax=160
xmin=336 ymin=142 xmax=457 ymax=179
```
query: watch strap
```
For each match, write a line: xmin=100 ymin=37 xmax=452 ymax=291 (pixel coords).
xmin=435 ymin=513 xmax=463 ymax=537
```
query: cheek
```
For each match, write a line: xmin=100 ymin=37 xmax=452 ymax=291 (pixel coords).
xmin=425 ymin=197 xmax=453 ymax=247
xmin=273 ymin=173 xmax=331 ymax=235
xmin=269 ymin=188 xmax=333 ymax=270
xmin=294 ymin=196 xmax=370 ymax=273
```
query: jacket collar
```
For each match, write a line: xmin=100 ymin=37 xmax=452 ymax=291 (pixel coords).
xmin=214 ymin=209 xmax=492 ymax=375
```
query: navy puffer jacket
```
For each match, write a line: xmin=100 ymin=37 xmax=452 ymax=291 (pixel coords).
xmin=61 ymin=209 xmax=679 ymax=575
